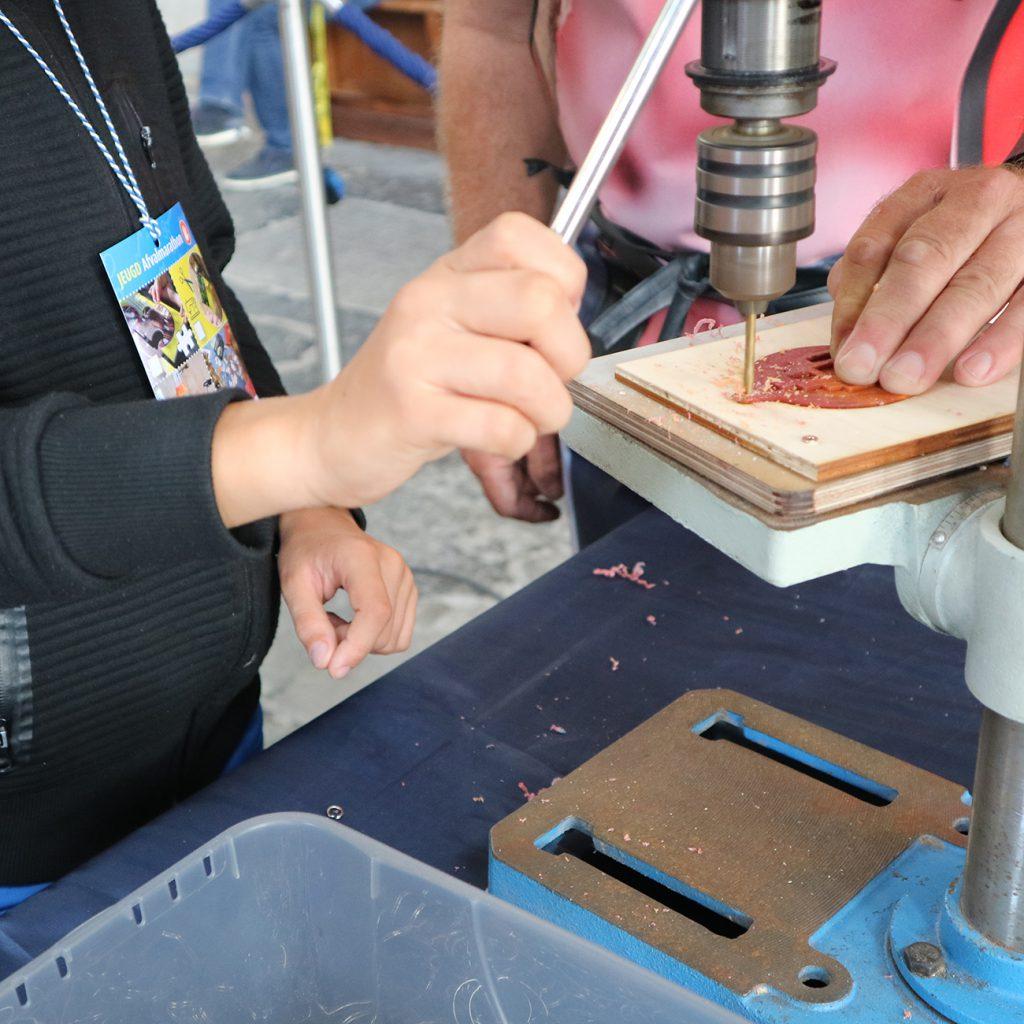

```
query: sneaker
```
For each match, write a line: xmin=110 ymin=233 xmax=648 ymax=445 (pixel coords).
xmin=192 ymin=103 xmax=251 ymax=148
xmin=222 ymin=148 xmax=299 ymax=191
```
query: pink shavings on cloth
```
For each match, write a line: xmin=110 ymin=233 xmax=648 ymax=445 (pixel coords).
xmin=517 ymin=781 xmax=537 ymax=801
xmin=609 ymin=657 xmax=620 ymax=672
xmin=592 ymin=561 xmax=657 ymax=590
xmin=549 ymin=724 xmax=567 ymax=735
xmin=646 ymin=614 xmax=657 ymax=626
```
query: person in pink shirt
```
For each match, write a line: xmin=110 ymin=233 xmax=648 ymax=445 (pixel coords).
xmin=440 ymin=0 xmax=1024 ymax=542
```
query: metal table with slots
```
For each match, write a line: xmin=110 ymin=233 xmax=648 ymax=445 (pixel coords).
xmin=0 ymin=506 xmax=981 ymax=978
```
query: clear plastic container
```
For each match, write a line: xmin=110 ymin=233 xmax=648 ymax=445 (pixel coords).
xmin=0 ymin=813 xmax=744 ymax=1023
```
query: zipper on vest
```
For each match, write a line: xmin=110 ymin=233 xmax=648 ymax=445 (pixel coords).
xmin=0 ymin=692 xmax=10 ymax=771
xmin=112 ymin=83 xmax=164 ymax=208
xmin=140 ymin=124 xmax=156 ymax=169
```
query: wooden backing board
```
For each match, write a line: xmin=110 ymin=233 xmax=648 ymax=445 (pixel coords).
xmin=614 ymin=307 xmax=1018 ymax=482
xmin=569 ymin=304 xmax=1012 ymax=519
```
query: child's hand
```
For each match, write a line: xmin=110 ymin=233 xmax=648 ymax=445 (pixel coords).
xmin=278 ymin=508 xmax=417 ymax=679
xmin=212 ymin=213 xmax=590 ymax=529
xmin=304 ymin=212 xmax=590 ymax=510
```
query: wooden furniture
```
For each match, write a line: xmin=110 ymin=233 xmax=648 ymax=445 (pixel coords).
xmin=327 ymin=1 xmax=440 ymax=150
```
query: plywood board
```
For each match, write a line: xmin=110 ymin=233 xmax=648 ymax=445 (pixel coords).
xmin=568 ymin=303 xmax=1012 ymax=521
xmin=614 ymin=309 xmax=1018 ymax=481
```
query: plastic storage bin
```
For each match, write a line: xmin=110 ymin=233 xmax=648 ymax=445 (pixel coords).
xmin=0 ymin=813 xmax=743 ymax=1023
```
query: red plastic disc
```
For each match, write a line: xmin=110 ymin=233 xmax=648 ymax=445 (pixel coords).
xmin=739 ymin=346 xmax=909 ymax=409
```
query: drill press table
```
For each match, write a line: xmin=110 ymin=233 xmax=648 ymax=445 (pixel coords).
xmin=0 ymin=509 xmax=981 ymax=985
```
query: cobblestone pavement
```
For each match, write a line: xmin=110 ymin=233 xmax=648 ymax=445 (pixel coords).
xmin=162 ymin=2 xmax=573 ymax=743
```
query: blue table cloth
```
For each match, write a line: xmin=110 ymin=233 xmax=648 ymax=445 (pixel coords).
xmin=0 ymin=508 xmax=980 ymax=977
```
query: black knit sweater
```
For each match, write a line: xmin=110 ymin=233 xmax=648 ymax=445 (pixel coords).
xmin=0 ymin=0 xmax=286 ymax=882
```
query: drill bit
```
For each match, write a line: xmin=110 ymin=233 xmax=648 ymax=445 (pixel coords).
xmin=743 ymin=312 xmax=757 ymax=395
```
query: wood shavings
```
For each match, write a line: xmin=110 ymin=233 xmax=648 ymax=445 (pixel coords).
xmin=517 ymin=781 xmax=536 ymax=801
xmin=609 ymin=656 xmax=620 ymax=672
xmin=687 ymin=846 xmax=704 ymax=855
xmin=592 ymin=561 xmax=657 ymax=590
xmin=549 ymin=724 xmax=567 ymax=735
xmin=690 ymin=317 xmax=719 ymax=337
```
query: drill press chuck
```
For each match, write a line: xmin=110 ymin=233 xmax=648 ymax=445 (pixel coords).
xmin=687 ymin=0 xmax=834 ymax=317
xmin=696 ymin=122 xmax=817 ymax=313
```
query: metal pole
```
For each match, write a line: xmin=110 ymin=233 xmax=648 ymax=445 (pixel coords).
xmin=278 ymin=0 xmax=344 ymax=382
xmin=960 ymin=369 xmax=1024 ymax=952
xmin=961 ymin=711 xmax=1024 ymax=950
xmin=549 ymin=0 xmax=699 ymax=246
xmin=1003 ymin=367 xmax=1024 ymax=547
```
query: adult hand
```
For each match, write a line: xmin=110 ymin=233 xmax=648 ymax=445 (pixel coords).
xmin=462 ymin=434 xmax=564 ymax=523
xmin=830 ymin=165 xmax=1024 ymax=395
xmin=278 ymin=507 xmax=417 ymax=680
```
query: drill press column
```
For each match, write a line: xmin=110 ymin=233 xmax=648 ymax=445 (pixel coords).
xmin=687 ymin=0 xmax=834 ymax=391
xmin=960 ymin=368 xmax=1024 ymax=953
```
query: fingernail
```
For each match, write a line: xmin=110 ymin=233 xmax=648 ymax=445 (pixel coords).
xmin=310 ymin=642 xmax=330 ymax=669
xmin=831 ymin=326 xmax=850 ymax=355
xmin=959 ymin=350 xmax=994 ymax=383
xmin=833 ymin=342 xmax=879 ymax=383
xmin=331 ymin=664 xmax=351 ymax=680
xmin=881 ymin=351 xmax=926 ymax=391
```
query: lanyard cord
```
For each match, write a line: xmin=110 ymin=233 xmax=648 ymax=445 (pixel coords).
xmin=0 ymin=2 xmax=161 ymax=242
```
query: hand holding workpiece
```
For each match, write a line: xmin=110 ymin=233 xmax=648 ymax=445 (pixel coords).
xmin=829 ymin=165 xmax=1024 ymax=395
xmin=211 ymin=214 xmax=590 ymax=527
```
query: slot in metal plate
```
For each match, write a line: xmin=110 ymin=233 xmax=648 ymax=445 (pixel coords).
xmin=490 ymin=689 xmax=969 ymax=1004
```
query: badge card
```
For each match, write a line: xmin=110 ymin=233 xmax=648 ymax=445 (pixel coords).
xmin=101 ymin=203 xmax=257 ymax=400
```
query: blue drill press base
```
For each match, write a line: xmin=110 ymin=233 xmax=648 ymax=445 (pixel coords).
xmin=491 ymin=837 xmax=1023 ymax=1022
xmin=890 ymin=871 xmax=1024 ymax=1024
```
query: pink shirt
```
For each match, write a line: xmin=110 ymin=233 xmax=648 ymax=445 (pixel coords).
xmin=556 ymin=1 xmax=997 ymax=264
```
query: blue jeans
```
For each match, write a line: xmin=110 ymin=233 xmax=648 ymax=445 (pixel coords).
xmin=0 ymin=707 xmax=265 ymax=914
xmin=199 ymin=0 xmax=293 ymax=152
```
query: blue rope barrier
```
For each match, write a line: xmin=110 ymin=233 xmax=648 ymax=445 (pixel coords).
xmin=172 ymin=2 xmax=437 ymax=94
xmin=172 ymin=0 xmax=248 ymax=54
xmin=328 ymin=4 xmax=437 ymax=93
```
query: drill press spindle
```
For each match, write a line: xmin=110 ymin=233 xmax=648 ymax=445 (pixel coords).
xmin=688 ymin=0 xmax=834 ymax=392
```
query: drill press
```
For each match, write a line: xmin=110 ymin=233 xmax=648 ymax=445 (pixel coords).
xmin=497 ymin=2 xmax=1024 ymax=1020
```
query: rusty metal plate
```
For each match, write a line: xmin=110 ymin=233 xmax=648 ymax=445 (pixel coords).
xmin=490 ymin=689 xmax=969 ymax=1006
